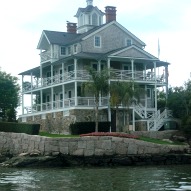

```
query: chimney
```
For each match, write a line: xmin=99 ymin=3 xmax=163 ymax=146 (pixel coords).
xmin=67 ymin=22 xmax=77 ymax=33
xmin=105 ymin=6 xmax=117 ymax=23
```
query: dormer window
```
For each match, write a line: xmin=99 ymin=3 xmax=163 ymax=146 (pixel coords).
xmin=94 ymin=36 xmax=101 ymax=47
xmin=126 ymin=39 xmax=132 ymax=47
xmin=60 ymin=47 xmax=66 ymax=55
xmin=92 ymin=13 xmax=98 ymax=26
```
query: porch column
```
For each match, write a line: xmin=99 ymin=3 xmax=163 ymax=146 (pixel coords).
xmin=51 ymin=65 xmax=53 ymax=84
xmin=98 ymin=60 xmax=101 ymax=106
xmin=22 ymin=75 xmax=24 ymax=115
xmin=107 ymin=58 xmax=111 ymax=131
xmin=30 ymin=73 xmax=33 ymax=113
xmin=165 ymin=65 xmax=169 ymax=101
xmin=62 ymin=84 xmax=65 ymax=108
xmin=154 ymin=61 xmax=157 ymax=130
xmin=132 ymin=109 xmax=135 ymax=131
xmin=62 ymin=62 xmax=64 ymax=82
xmin=40 ymin=90 xmax=43 ymax=111
xmin=40 ymin=49 xmax=43 ymax=86
xmin=131 ymin=59 xmax=134 ymax=79
xmin=51 ymin=87 xmax=53 ymax=109
xmin=74 ymin=58 xmax=77 ymax=79
xmin=145 ymin=85 xmax=147 ymax=118
xmin=74 ymin=59 xmax=78 ymax=106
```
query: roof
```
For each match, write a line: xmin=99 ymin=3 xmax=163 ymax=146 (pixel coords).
xmin=75 ymin=5 xmax=104 ymax=17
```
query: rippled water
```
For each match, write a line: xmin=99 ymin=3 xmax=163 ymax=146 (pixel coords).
xmin=0 ymin=165 xmax=191 ymax=191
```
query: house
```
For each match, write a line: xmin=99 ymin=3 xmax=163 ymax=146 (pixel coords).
xmin=18 ymin=0 xmax=171 ymax=133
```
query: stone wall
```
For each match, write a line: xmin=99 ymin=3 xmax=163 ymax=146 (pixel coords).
xmin=20 ymin=109 xmax=108 ymax=134
xmin=0 ymin=132 xmax=188 ymax=157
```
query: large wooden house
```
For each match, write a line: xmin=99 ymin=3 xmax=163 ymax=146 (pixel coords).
xmin=19 ymin=0 xmax=171 ymax=133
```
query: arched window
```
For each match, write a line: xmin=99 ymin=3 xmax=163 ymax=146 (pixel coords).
xmin=92 ymin=13 xmax=98 ymax=26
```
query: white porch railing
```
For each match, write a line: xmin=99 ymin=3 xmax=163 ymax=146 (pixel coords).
xmin=24 ymin=97 xmax=109 ymax=114
xmin=22 ymin=70 xmax=165 ymax=92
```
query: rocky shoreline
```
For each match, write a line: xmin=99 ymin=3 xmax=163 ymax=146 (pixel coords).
xmin=1 ymin=153 xmax=191 ymax=168
xmin=0 ymin=131 xmax=190 ymax=168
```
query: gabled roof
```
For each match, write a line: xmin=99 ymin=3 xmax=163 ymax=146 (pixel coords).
xmin=109 ymin=45 xmax=158 ymax=60
xmin=37 ymin=30 xmax=80 ymax=50
xmin=75 ymin=5 xmax=104 ymax=17
xmin=37 ymin=21 xmax=146 ymax=50
xmin=82 ymin=21 xmax=146 ymax=46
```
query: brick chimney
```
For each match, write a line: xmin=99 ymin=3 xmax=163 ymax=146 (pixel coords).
xmin=105 ymin=6 xmax=117 ymax=23
xmin=67 ymin=22 xmax=77 ymax=33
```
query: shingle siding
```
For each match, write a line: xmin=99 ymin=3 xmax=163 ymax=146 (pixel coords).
xmin=81 ymin=24 xmax=143 ymax=53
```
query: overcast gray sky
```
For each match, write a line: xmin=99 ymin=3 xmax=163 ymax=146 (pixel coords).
xmin=0 ymin=0 xmax=191 ymax=87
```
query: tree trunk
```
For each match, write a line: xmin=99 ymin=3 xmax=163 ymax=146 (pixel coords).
xmin=95 ymin=100 xmax=99 ymax=132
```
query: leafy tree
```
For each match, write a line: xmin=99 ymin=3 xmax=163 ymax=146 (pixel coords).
xmin=0 ymin=70 xmax=20 ymax=121
xmin=110 ymin=81 xmax=142 ymax=132
xmin=82 ymin=68 xmax=110 ymax=132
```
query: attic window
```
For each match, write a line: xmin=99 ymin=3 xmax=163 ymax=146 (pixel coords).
xmin=126 ymin=39 xmax=132 ymax=47
xmin=61 ymin=47 xmax=66 ymax=55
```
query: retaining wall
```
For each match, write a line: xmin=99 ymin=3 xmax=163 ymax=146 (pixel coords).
xmin=0 ymin=132 xmax=188 ymax=157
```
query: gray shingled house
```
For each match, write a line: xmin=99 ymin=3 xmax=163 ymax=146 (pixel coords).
xmin=18 ymin=0 xmax=171 ymax=134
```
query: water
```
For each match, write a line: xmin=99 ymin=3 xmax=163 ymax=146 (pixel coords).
xmin=0 ymin=165 xmax=191 ymax=191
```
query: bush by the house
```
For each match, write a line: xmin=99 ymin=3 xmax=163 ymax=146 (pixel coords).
xmin=0 ymin=122 xmax=40 ymax=135
xmin=70 ymin=122 xmax=111 ymax=135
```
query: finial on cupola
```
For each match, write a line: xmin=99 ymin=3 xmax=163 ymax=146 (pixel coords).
xmin=86 ymin=0 xmax=93 ymax=6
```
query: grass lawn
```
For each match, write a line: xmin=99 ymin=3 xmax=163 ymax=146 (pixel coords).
xmin=39 ymin=132 xmax=185 ymax=145
xmin=39 ymin=132 xmax=79 ymax=138
xmin=138 ymin=136 xmax=185 ymax=145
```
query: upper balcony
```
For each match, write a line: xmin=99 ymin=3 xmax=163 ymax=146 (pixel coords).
xmin=22 ymin=69 xmax=166 ymax=93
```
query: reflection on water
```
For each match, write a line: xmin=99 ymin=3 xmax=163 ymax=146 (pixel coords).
xmin=0 ymin=165 xmax=191 ymax=191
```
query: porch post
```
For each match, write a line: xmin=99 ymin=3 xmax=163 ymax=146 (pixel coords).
xmin=145 ymin=85 xmax=147 ymax=118
xmin=40 ymin=90 xmax=43 ymax=111
xmin=74 ymin=59 xmax=78 ymax=106
xmin=165 ymin=65 xmax=169 ymax=101
xmin=132 ymin=109 xmax=135 ymax=131
xmin=62 ymin=62 xmax=64 ymax=82
xmin=107 ymin=58 xmax=111 ymax=131
xmin=40 ymin=49 xmax=43 ymax=86
xmin=30 ymin=73 xmax=33 ymax=113
xmin=51 ymin=65 xmax=53 ymax=84
xmin=98 ymin=60 xmax=101 ymax=106
xmin=22 ymin=75 xmax=24 ymax=115
xmin=154 ymin=61 xmax=157 ymax=130
xmin=51 ymin=87 xmax=53 ymax=109
xmin=131 ymin=59 xmax=134 ymax=79
xmin=62 ymin=84 xmax=65 ymax=108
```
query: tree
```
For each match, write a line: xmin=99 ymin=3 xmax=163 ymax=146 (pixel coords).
xmin=0 ymin=70 xmax=20 ymax=121
xmin=110 ymin=81 xmax=142 ymax=132
xmin=82 ymin=68 xmax=110 ymax=132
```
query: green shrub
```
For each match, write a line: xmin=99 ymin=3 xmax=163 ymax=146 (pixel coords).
xmin=70 ymin=122 xmax=111 ymax=135
xmin=0 ymin=122 xmax=40 ymax=135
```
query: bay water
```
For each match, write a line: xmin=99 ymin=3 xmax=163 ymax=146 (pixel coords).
xmin=0 ymin=165 xmax=191 ymax=191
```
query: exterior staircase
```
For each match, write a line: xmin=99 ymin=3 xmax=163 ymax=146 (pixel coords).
xmin=132 ymin=98 xmax=173 ymax=131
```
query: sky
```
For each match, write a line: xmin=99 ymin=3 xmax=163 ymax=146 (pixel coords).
xmin=0 ymin=0 xmax=191 ymax=88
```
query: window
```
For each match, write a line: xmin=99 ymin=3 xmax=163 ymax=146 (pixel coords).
xmin=68 ymin=47 xmax=71 ymax=55
xmin=126 ymin=39 xmax=132 ymax=47
xmin=92 ymin=63 xmax=98 ymax=71
xmin=92 ymin=13 xmax=98 ymax=26
xmin=61 ymin=47 xmax=66 ymax=55
xmin=74 ymin=44 xmax=77 ymax=53
xmin=147 ymin=89 xmax=151 ymax=98
xmin=94 ymin=36 xmax=101 ymax=47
